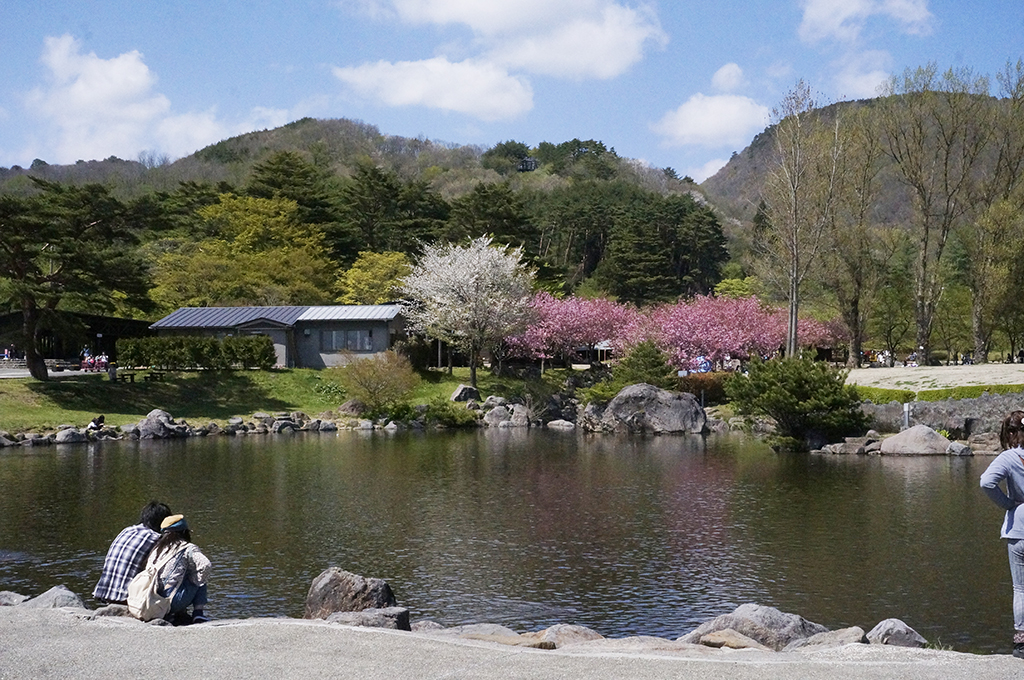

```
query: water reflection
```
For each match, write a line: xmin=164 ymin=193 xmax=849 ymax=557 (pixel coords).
xmin=0 ymin=431 xmax=1010 ymax=652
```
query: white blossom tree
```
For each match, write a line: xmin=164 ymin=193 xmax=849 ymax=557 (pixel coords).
xmin=400 ymin=237 xmax=535 ymax=387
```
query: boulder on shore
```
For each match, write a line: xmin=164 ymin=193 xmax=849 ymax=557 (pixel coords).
xmin=451 ymin=384 xmax=481 ymax=402
xmin=579 ymin=384 xmax=706 ymax=435
xmin=325 ymin=606 xmax=411 ymax=631
xmin=304 ymin=567 xmax=398 ymax=620
xmin=19 ymin=585 xmax=85 ymax=609
xmin=880 ymin=424 xmax=950 ymax=455
xmin=678 ymin=603 xmax=828 ymax=651
xmin=866 ymin=618 xmax=928 ymax=647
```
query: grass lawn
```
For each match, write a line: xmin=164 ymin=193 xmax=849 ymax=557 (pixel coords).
xmin=0 ymin=366 xmax=562 ymax=433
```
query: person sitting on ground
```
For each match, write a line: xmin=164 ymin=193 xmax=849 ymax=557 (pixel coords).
xmin=86 ymin=415 xmax=105 ymax=431
xmin=147 ymin=513 xmax=211 ymax=624
xmin=93 ymin=501 xmax=173 ymax=605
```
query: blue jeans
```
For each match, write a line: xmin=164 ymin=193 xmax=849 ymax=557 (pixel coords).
xmin=1008 ymin=539 xmax=1024 ymax=631
xmin=169 ymin=580 xmax=208 ymax=615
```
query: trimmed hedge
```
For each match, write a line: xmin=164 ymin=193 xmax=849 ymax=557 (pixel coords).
xmin=850 ymin=383 xmax=1024 ymax=403
xmin=852 ymin=386 xmax=917 ymax=404
xmin=116 ymin=335 xmax=277 ymax=370
xmin=916 ymin=384 xmax=1024 ymax=401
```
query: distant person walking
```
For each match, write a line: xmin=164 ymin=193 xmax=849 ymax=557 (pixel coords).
xmin=981 ymin=410 xmax=1024 ymax=658
xmin=146 ymin=513 xmax=211 ymax=624
xmin=93 ymin=501 xmax=173 ymax=604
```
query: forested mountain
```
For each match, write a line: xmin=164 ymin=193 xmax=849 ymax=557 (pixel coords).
xmin=0 ymin=116 xmax=726 ymax=337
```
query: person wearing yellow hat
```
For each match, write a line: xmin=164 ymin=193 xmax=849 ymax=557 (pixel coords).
xmin=144 ymin=513 xmax=212 ymax=624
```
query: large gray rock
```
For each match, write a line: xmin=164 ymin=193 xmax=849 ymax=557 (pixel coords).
xmin=19 ymin=585 xmax=85 ymax=609
xmin=880 ymin=424 xmax=950 ymax=455
xmin=700 ymin=628 xmax=773 ymax=651
xmin=482 ymin=405 xmax=511 ymax=427
xmin=580 ymin=384 xmax=706 ymax=435
xmin=325 ymin=606 xmax=411 ymax=630
xmin=54 ymin=428 xmax=88 ymax=444
xmin=0 ymin=591 xmax=29 ymax=606
xmin=866 ymin=618 xmax=928 ymax=647
xmin=784 ymin=626 xmax=867 ymax=651
xmin=521 ymin=624 xmax=604 ymax=647
xmin=451 ymin=384 xmax=481 ymax=402
xmin=304 ymin=567 xmax=398 ymax=619
xmin=678 ymin=603 xmax=828 ymax=651
xmin=947 ymin=441 xmax=972 ymax=456
xmin=546 ymin=419 xmax=576 ymax=431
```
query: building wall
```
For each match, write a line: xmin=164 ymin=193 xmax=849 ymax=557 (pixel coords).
xmin=294 ymin=319 xmax=399 ymax=368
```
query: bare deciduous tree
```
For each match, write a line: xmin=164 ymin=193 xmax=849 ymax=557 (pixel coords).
xmin=757 ymin=81 xmax=842 ymax=358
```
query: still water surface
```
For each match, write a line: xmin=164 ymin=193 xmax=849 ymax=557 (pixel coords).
xmin=0 ymin=430 xmax=1010 ymax=652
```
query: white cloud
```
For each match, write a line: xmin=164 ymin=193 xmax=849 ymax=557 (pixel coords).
xmin=798 ymin=0 xmax=933 ymax=44
xmin=486 ymin=4 xmax=665 ymax=80
xmin=334 ymin=57 xmax=533 ymax=121
xmin=342 ymin=0 xmax=665 ymax=80
xmin=23 ymin=35 xmax=293 ymax=164
xmin=651 ymin=93 xmax=770 ymax=148
xmin=832 ymin=50 xmax=891 ymax=98
xmin=711 ymin=63 xmax=744 ymax=92
xmin=691 ymin=157 xmax=729 ymax=183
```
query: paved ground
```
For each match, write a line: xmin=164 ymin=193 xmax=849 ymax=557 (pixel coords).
xmin=1 ymin=607 xmax=1021 ymax=680
xmin=846 ymin=363 xmax=1024 ymax=391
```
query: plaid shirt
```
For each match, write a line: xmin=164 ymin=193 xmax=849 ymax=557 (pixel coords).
xmin=92 ymin=523 xmax=160 ymax=602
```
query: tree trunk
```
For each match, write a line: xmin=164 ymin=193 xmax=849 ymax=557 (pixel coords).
xmin=845 ymin=293 xmax=862 ymax=369
xmin=786 ymin=274 xmax=799 ymax=358
xmin=21 ymin=299 xmax=49 ymax=381
xmin=469 ymin=347 xmax=478 ymax=388
xmin=972 ymin=293 xmax=988 ymax=364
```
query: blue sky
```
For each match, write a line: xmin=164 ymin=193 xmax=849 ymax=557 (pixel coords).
xmin=1 ymin=1 xmax=1021 ymax=181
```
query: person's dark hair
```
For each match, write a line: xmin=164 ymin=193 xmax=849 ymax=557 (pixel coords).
xmin=139 ymin=501 xmax=172 ymax=533
xmin=151 ymin=528 xmax=191 ymax=560
xmin=1000 ymin=411 xmax=1024 ymax=450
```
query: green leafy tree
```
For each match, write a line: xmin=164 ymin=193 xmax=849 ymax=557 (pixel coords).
xmin=726 ymin=357 xmax=867 ymax=450
xmin=336 ymin=251 xmax=411 ymax=305
xmin=481 ymin=140 xmax=531 ymax=176
xmin=0 ymin=180 xmax=152 ymax=380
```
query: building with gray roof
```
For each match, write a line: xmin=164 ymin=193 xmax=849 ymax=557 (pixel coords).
xmin=150 ymin=305 xmax=404 ymax=368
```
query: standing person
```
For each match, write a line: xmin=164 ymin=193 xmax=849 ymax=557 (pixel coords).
xmin=147 ymin=514 xmax=211 ymax=624
xmin=93 ymin=501 xmax=172 ymax=604
xmin=981 ymin=410 xmax=1024 ymax=658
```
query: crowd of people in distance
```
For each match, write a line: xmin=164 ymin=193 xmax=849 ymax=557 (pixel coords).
xmin=93 ymin=501 xmax=211 ymax=625
xmin=80 ymin=348 xmax=109 ymax=372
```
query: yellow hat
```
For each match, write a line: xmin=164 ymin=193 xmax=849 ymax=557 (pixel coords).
xmin=160 ymin=514 xmax=188 ymax=531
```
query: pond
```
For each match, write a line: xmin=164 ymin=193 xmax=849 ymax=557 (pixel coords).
xmin=0 ymin=430 xmax=1010 ymax=653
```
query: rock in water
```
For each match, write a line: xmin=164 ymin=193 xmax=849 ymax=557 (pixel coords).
xmin=304 ymin=567 xmax=398 ymax=619
xmin=880 ymin=425 xmax=950 ymax=455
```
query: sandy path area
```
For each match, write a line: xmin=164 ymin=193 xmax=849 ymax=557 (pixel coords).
xmin=846 ymin=363 xmax=1024 ymax=391
xmin=2 ymin=607 xmax=1021 ymax=680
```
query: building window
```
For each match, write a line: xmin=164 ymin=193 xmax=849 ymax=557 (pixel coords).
xmin=321 ymin=329 xmax=373 ymax=352
xmin=347 ymin=329 xmax=372 ymax=351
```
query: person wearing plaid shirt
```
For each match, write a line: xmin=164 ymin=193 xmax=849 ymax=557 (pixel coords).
xmin=92 ymin=501 xmax=172 ymax=604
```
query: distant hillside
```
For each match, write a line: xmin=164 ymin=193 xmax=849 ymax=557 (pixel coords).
xmin=0 ymin=117 xmax=693 ymax=202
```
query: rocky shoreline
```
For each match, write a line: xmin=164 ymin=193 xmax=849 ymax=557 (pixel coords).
xmin=0 ymin=569 xmax=947 ymax=655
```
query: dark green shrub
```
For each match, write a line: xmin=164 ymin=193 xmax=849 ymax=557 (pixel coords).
xmin=580 ymin=340 xmax=676 ymax=405
xmin=424 ymin=397 xmax=479 ymax=428
xmin=115 ymin=334 xmax=276 ymax=370
xmin=725 ymin=357 xmax=867 ymax=451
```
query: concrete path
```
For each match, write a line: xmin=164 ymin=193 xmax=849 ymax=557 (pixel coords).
xmin=848 ymin=363 xmax=1024 ymax=391
xmin=1 ymin=607 xmax=1020 ymax=680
